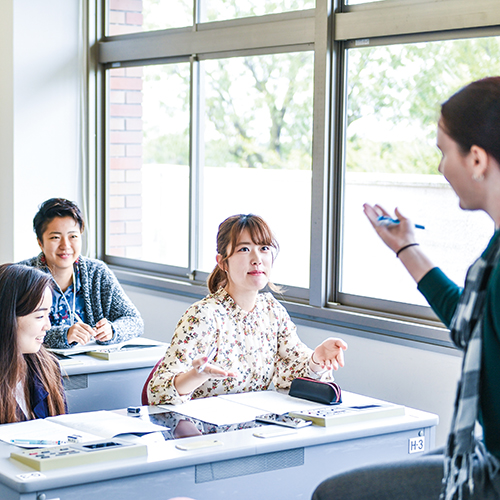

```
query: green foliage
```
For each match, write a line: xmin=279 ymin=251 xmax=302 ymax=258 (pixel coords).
xmin=144 ymin=132 xmax=189 ymax=165
xmin=142 ymin=63 xmax=190 ymax=166
xmin=347 ymin=37 xmax=500 ymax=174
xmin=346 ymin=136 xmax=441 ymax=175
xmin=204 ymin=52 xmax=314 ymax=170
xmin=204 ymin=0 xmax=315 ymax=22
xmin=141 ymin=48 xmax=313 ymax=170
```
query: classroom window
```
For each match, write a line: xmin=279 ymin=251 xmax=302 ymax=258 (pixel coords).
xmin=107 ymin=0 xmax=192 ymax=36
xmin=199 ymin=0 xmax=315 ymax=23
xmin=97 ymin=0 xmax=500 ymax=345
xmin=104 ymin=50 xmax=313 ymax=288
xmin=340 ymin=37 xmax=498 ymax=308
xmin=106 ymin=62 xmax=191 ymax=268
xmin=199 ymin=52 xmax=314 ymax=288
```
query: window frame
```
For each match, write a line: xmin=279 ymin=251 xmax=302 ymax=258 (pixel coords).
xmin=92 ymin=0 xmax=500 ymax=349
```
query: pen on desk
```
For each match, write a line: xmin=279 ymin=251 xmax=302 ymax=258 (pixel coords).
xmin=10 ymin=439 xmax=67 ymax=446
xmin=197 ymin=346 xmax=217 ymax=373
xmin=377 ymin=216 xmax=425 ymax=230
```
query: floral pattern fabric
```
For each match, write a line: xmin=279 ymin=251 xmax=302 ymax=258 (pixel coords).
xmin=148 ymin=288 xmax=331 ymax=405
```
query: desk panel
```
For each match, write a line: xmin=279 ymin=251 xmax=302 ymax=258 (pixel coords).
xmin=63 ymin=367 xmax=152 ymax=413
xmin=58 ymin=342 xmax=166 ymax=413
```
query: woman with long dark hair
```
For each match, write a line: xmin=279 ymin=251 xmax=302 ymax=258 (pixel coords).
xmin=0 ymin=264 xmax=66 ymax=423
xmin=313 ymin=77 xmax=500 ymax=499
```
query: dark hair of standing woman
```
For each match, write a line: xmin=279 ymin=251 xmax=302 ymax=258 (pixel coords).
xmin=0 ymin=264 xmax=66 ymax=423
xmin=33 ymin=198 xmax=85 ymax=241
xmin=207 ymin=214 xmax=280 ymax=294
xmin=440 ymin=76 xmax=500 ymax=165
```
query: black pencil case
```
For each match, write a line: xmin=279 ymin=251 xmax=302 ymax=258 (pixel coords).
xmin=289 ymin=377 xmax=342 ymax=405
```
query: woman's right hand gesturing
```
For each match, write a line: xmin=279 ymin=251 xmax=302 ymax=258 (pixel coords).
xmin=363 ymin=203 xmax=417 ymax=254
xmin=363 ymin=203 xmax=435 ymax=283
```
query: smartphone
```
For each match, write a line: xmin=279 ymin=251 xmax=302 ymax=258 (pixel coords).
xmin=255 ymin=413 xmax=312 ymax=429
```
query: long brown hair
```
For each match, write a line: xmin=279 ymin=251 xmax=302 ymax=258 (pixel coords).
xmin=0 ymin=264 xmax=66 ymax=423
xmin=207 ymin=214 xmax=280 ymax=293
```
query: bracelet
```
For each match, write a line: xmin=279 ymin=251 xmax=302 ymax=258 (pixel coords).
xmin=311 ymin=352 xmax=321 ymax=366
xmin=396 ymin=243 xmax=419 ymax=258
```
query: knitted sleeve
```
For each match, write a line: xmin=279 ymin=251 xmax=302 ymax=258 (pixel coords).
xmin=80 ymin=258 xmax=144 ymax=345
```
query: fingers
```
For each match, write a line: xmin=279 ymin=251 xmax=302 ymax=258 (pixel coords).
xmin=92 ymin=318 xmax=113 ymax=341
xmin=362 ymin=203 xmax=380 ymax=227
xmin=67 ymin=323 xmax=94 ymax=345
xmin=192 ymin=356 xmax=208 ymax=372
xmin=95 ymin=318 xmax=107 ymax=328
xmin=335 ymin=349 xmax=345 ymax=369
xmin=192 ymin=356 xmax=235 ymax=378
xmin=313 ymin=338 xmax=348 ymax=371
xmin=335 ymin=338 xmax=348 ymax=351
xmin=203 ymin=363 xmax=236 ymax=378
xmin=206 ymin=367 xmax=236 ymax=378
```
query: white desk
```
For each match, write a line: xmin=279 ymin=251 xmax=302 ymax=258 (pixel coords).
xmin=58 ymin=341 xmax=166 ymax=413
xmin=0 ymin=392 xmax=438 ymax=500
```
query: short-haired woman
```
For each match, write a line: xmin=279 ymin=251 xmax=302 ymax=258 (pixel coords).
xmin=20 ymin=198 xmax=143 ymax=349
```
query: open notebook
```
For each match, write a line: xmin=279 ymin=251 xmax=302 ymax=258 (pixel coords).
xmin=0 ymin=410 xmax=167 ymax=448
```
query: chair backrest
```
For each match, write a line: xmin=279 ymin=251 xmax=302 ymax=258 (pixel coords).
xmin=141 ymin=359 xmax=163 ymax=405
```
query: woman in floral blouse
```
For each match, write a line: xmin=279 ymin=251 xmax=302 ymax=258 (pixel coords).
xmin=147 ymin=214 xmax=347 ymax=405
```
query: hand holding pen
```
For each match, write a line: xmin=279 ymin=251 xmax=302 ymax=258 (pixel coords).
xmin=197 ymin=346 xmax=217 ymax=373
xmin=93 ymin=318 xmax=114 ymax=342
xmin=194 ymin=346 xmax=236 ymax=377
xmin=363 ymin=203 xmax=435 ymax=283
xmin=363 ymin=204 xmax=421 ymax=255
xmin=377 ymin=216 xmax=425 ymax=230
xmin=174 ymin=346 xmax=236 ymax=396
xmin=66 ymin=316 xmax=95 ymax=345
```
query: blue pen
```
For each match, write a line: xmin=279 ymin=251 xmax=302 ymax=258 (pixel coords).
xmin=377 ymin=216 xmax=425 ymax=230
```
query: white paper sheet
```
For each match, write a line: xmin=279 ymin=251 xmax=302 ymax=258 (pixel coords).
xmin=47 ymin=410 xmax=167 ymax=439
xmin=160 ymin=390 xmax=334 ymax=426
xmin=219 ymin=391 xmax=330 ymax=414
xmin=160 ymin=397 xmax=267 ymax=426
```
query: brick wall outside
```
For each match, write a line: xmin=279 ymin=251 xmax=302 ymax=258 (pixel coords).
xmin=108 ymin=0 xmax=143 ymax=258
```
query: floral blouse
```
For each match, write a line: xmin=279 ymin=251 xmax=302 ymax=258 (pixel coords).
xmin=148 ymin=288 xmax=331 ymax=405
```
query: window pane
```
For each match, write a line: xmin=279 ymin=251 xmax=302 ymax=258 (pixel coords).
xmin=107 ymin=0 xmax=192 ymax=36
xmin=345 ymin=0 xmax=400 ymax=4
xmin=200 ymin=0 xmax=314 ymax=23
xmin=106 ymin=63 xmax=191 ymax=268
xmin=200 ymin=52 xmax=314 ymax=288
xmin=342 ymin=38 xmax=500 ymax=306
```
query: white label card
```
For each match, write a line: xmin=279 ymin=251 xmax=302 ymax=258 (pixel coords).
xmin=408 ymin=436 xmax=425 ymax=454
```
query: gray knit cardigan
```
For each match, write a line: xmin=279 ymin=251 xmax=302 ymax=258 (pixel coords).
xmin=19 ymin=254 xmax=144 ymax=349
